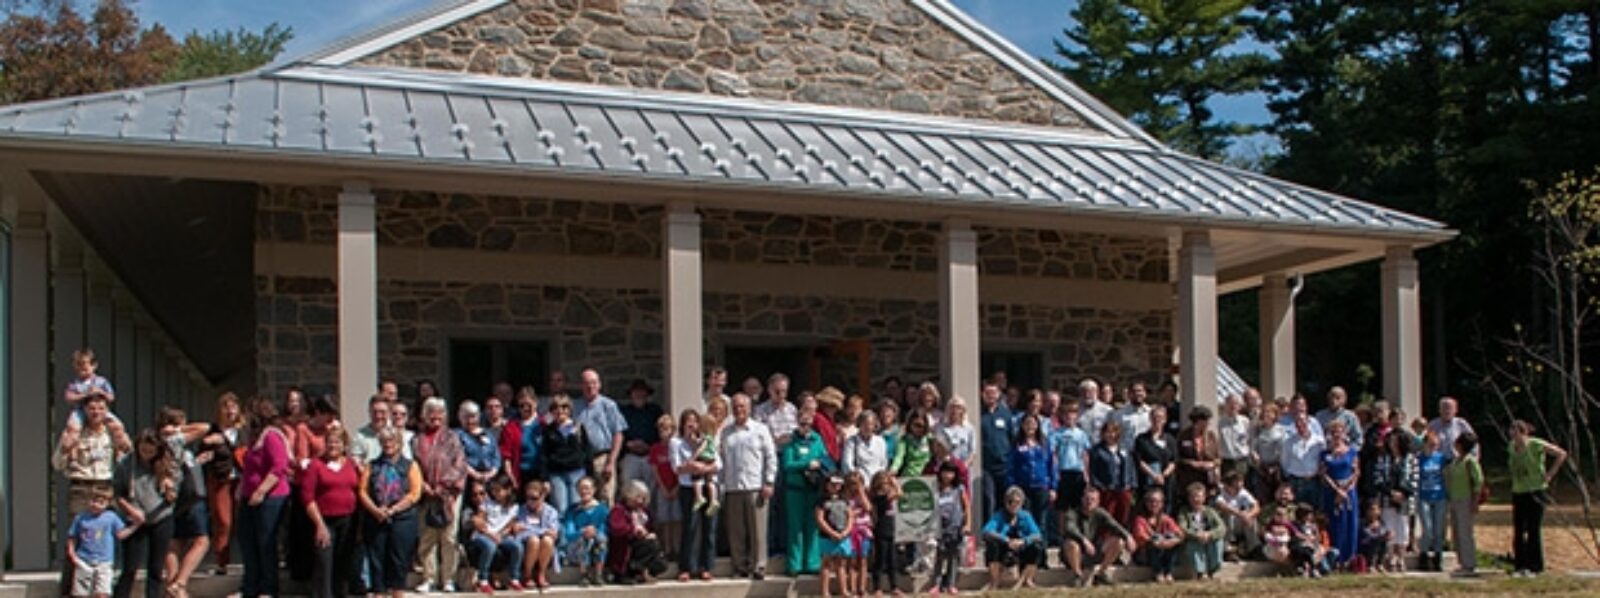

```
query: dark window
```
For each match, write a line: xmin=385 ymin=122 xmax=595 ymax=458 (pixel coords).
xmin=448 ymin=339 xmax=548 ymax=417
xmin=982 ymin=350 xmax=1045 ymax=393
xmin=723 ymin=345 xmax=811 ymax=399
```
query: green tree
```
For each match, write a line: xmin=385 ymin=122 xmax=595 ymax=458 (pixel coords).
xmin=1052 ymin=0 xmax=1266 ymax=159
xmin=162 ymin=23 xmax=292 ymax=83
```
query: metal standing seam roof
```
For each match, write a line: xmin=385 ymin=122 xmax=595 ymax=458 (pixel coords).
xmin=0 ymin=64 xmax=1449 ymax=238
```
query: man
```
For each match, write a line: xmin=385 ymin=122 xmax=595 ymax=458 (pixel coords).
xmin=52 ymin=393 xmax=130 ymax=594
xmin=618 ymin=379 xmax=664 ymax=496
xmin=719 ymin=393 xmax=777 ymax=580
xmin=741 ymin=376 xmax=766 ymax=404
xmin=1060 ymin=487 xmax=1131 ymax=588
xmin=1242 ymin=387 xmax=1264 ymax=421
xmin=1314 ymin=387 xmax=1363 ymax=448
xmin=1156 ymin=381 xmax=1182 ymax=435
xmin=705 ymin=366 xmax=730 ymax=411
xmin=1217 ymin=394 xmax=1254 ymax=480
xmin=490 ymin=381 xmax=514 ymax=418
xmin=1427 ymin=396 xmax=1477 ymax=459
xmin=575 ymin=368 xmax=628 ymax=501
xmin=979 ymin=381 xmax=1014 ymax=522
xmin=882 ymin=376 xmax=903 ymax=405
xmin=753 ymin=373 xmax=797 ymax=557
xmin=1108 ymin=381 xmax=1151 ymax=452
xmin=539 ymin=370 xmax=569 ymax=417
xmin=1280 ymin=413 xmax=1326 ymax=508
xmin=350 ymin=395 xmax=392 ymax=464
xmin=1076 ymin=378 xmax=1112 ymax=445
xmin=1276 ymin=394 xmax=1324 ymax=439
xmin=377 ymin=379 xmax=399 ymax=404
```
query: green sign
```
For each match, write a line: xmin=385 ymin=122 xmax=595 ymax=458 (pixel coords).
xmin=896 ymin=476 xmax=937 ymax=542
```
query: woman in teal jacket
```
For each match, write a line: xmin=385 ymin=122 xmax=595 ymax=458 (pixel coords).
xmin=782 ymin=407 xmax=832 ymax=575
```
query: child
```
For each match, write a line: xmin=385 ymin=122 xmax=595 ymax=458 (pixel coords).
xmin=868 ymin=471 xmax=901 ymax=597
xmin=1444 ymin=432 xmax=1483 ymax=575
xmin=516 ymin=480 xmax=561 ymax=590
xmin=67 ymin=485 xmax=138 ymax=598
xmin=932 ymin=462 xmax=968 ymax=595
xmin=878 ymin=402 xmax=902 ymax=460
xmin=1214 ymin=472 xmax=1261 ymax=559
xmin=647 ymin=415 xmax=681 ymax=561
xmin=1178 ymin=482 xmax=1226 ymax=580
xmin=691 ymin=414 xmax=721 ymax=516
xmin=1416 ymin=431 xmax=1450 ymax=571
xmin=1290 ymin=506 xmax=1327 ymax=578
xmin=818 ymin=475 xmax=853 ymax=598
xmin=62 ymin=349 xmax=120 ymax=438
xmin=1359 ymin=502 xmax=1390 ymax=573
xmin=562 ymin=478 xmax=610 ymax=587
xmin=470 ymin=477 xmax=525 ymax=592
xmin=1261 ymin=504 xmax=1294 ymax=566
xmin=845 ymin=472 xmax=874 ymax=597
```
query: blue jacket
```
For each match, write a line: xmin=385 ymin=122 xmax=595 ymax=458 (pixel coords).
xmin=1007 ymin=442 xmax=1056 ymax=490
xmin=1089 ymin=442 xmax=1136 ymax=491
xmin=981 ymin=509 xmax=1042 ymax=545
xmin=561 ymin=500 xmax=610 ymax=549
xmin=981 ymin=403 xmax=1015 ymax=473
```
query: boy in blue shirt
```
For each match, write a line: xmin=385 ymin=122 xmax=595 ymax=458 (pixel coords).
xmin=67 ymin=484 xmax=138 ymax=598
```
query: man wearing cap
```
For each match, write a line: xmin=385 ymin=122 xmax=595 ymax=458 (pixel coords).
xmin=720 ymin=393 xmax=778 ymax=580
xmin=619 ymin=378 xmax=665 ymax=497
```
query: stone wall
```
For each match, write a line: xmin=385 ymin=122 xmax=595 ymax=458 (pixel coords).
xmin=357 ymin=0 xmax=1090 ymax=129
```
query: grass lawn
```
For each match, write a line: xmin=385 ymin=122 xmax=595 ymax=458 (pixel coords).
xmin=987 ymin=574 xmax=1600 ymax=596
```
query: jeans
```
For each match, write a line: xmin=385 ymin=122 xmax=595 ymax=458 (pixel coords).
xmin=1185 ymin=538 xmax=1224 ymax=576
xmin=1419 ymin=499 xmax=1448 ymax=555
xmin=1448 ymin=499 xmax=1477 ymax=570
xmin=238 ymin=496 xmax=287 ymax=598
xmin=312 ymin=515 xmax=355 ymax=598
xmin=1022 ymin=487 xmax=1051 ymax=565
xmin=981 ymin=470 xmax=1005 ymax=526
xmin=367 ymin=510 xmax=420 ymax=592
xmin=677 ymin=486 xmax=719 ymax=575
xmin=113 ymin=516 xmax=174 ymax=598
xmin=548 ymin=468 xmax=586 ymax=515
xmin=1287 ymin=476 xmax=1322 ymax=512
xmin=286 ymin=483 xmax=314 ymax=581
xmin=934 ymin=535 xmax=962 ymax=589
xmin=470 ymin=532 xmax=525 ymax=582
xmin=1512 ymin=491 xmax=1546 ymax=573
xmin=1140 ymin=545 xmax=1177 ymax=576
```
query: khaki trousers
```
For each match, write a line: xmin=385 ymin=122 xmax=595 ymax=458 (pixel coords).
xmin=724 ymin=490 xmax=768 ymax=576
xmin=417 ymin=494 xmax=462 ymax=587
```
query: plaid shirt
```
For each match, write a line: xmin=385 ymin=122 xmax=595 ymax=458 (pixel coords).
xmin=753 ymin=398 xmax=798 ymax=446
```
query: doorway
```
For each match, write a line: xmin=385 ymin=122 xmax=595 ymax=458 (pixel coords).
xmin=448 ymin=338 xmax=549 ymax=413
xmin=981 ymin=350 xmax=1046 ymax=393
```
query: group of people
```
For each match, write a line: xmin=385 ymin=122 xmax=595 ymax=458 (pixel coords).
xmin=49 ymin=348 xmax=1573 ymax=598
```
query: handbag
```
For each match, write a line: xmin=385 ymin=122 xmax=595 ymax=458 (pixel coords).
xmin=423 ymin=496 xmax=453 ymax=528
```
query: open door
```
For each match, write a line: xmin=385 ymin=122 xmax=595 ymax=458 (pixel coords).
xmin=809 ymin=339 xmax=872 ymax=396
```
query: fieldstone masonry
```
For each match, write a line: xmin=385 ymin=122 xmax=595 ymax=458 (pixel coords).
xmin=255 ymin=186 xmax=1171 ymax=396
xmin=357 ymin=0 xmax=1092 ymax=129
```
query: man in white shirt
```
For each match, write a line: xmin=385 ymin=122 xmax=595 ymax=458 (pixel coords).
xmin=719 ymin=393 xmax=777 ymax=580
xmin=1280 ymin=413 xmax=1326 ymax=509
xmin=1276 ymin=394 xmax=1324 ymax=440
xmin=1426 ymin=396 xmax=1477 ymax=459
xmin=1077 ymin=378 xmax=1112 ymax=444
xmin=1314 ymin=387 xmax=1363 ymax=448
xmin=1217 ymin=394 xmax=1254 ymax=480
xmin=1109 ymin=381 xmax=1151 ymax=452
xmin=704 ymin=366 xmax=730 ymax=412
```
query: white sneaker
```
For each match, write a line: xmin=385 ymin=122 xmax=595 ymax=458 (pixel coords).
xmin=414 ymin=582 xmax=434 ymax=593
xmin=442 ymin=582 xmax=458 ymax=593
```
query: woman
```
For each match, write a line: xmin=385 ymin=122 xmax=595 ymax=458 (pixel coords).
xmin=1089 ymin=421 xmax=1135 ymax=525
xmin=412 ymin=397 xmax=467 ymax=594
xmin=499 ymin=390 xmax=542 ymax=487
xmin=1133 ymin=407 xmax=1176 ymax=500
xmin=1319 ymin=419 xmax=1360 ymax=569
xmin=1130 ymin=488 xmax=1181 ymax=583
xmin=483 ymin=395 xmax=508 ymax=440
xmin=1509 ymin=419 xmax=1568 ymax=577
xmin=1175 ymin=407 xmax=1220 ymax=495
xmin=671 ymin=408 xmax=721 ymax=581
xmin=456 ymin=401 xmax=502 ymax=491
xmin=781 ymin=405 xmax=829 ymax=575
xmin=940 ymin=396 xmax=976 ymax=468
xmin=113 ymin=429 xmax=178 ymax=598
xmin=303 ymin=428 xmax=360 ymax=598
xmin=415 ymin=380 xmax=439 ymax=404
xmin=516 ymin=480 xmax=561 ymax=589
xmin=200 ymin=393 xmax=244 ymax=576
xmin=889 ymin=409 xmax=933 ymax=477
xmin=541 ymin=394 xmax=590 ymax=514
xmin=289 ymin=396 xmax=339 ymax=583
xmin=981 ymin=486 xmax=1043 ymax=590
xmin=842 ymin=411 xmax=888 ymax=482
xmin=237 ymin=397 xmax=292 ymax=598
xmin=608 ymin=480 xmax=670 ymax=584
xmin=877 ymin=401 xmax=902 ymax=461
xmin=359 ymin=428 xmax=423 ymax=598
xmin=1250 ymin=403 xmax=1286 ymax=501
xmin=1006 ymin=414 xmax=1054 ymax=566
xmin=1369 ymin=425 xmax=1413 ymax=571
xmin=1017 ymin=390 xmax=1052 ymax=438
xmin=918 ymin=382 xmax=945 ymax=429
xmin=159 ymin=408 xmax=212 ymax=598
xmin=1177 ymin=482 xmax=1225 ymax=580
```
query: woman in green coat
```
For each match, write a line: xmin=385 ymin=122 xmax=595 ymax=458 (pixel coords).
xmin=782 ymin=405 xmax=831 ymax=575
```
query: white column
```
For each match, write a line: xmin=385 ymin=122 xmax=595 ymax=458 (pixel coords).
xmin=662 ymin=203 xmax=703 ymax=417
xmin=1258 ymin=273 xmax=1296 ymax=402
xmin=939 ymin=219 xmax=981 ymax=455
xmin=1177 ymin=230 xmax=1218 ymax=415
xmin=337 ymin=182 xmax=378 ymax=424
xmin=1381 ymin=246 xmax=1423 ymax=418
xmin=112 ymin=298 xmax=138 ymax=426
xmin=6 ymin=205 xmax=51 ymax=570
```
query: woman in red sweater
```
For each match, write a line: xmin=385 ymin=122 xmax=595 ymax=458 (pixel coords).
xmin=303 ymin=428 xmax=360 ymax=598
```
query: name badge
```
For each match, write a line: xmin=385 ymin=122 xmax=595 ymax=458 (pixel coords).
xmin=995 ymin=420 xmax=1006 ymax=429
xmin=799 ymin=447 xmax=810 ymax=455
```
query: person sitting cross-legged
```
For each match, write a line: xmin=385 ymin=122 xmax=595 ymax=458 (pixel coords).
xmin=1060 ymin=486 xmax=1132 ymax=588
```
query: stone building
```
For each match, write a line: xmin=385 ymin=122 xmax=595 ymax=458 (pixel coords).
xmin=0 ymin=0 xmax=1449 ymax=569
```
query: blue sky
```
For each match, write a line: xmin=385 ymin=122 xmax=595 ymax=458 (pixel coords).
xmin=135 ymin=0 xmax=1272 ymax=130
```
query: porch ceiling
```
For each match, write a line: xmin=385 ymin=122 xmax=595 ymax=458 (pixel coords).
xmin=38 ymin=171 xmax=256 ymax=388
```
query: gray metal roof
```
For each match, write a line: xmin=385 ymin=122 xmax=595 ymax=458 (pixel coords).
xmin=0 ymin=64 xmax=1447 ymax=237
